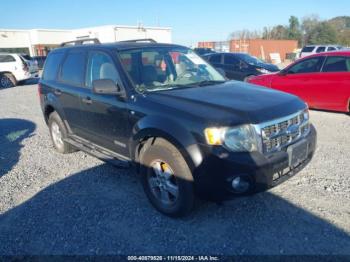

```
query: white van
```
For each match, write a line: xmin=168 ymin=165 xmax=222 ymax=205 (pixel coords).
xmin=300 ymin=45 xmax=344 ymax=58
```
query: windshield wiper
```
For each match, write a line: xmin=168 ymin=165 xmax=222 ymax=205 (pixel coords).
xmin=190 ymin=80 xmax=226 ymax=87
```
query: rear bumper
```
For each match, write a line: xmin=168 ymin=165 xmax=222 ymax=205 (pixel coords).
xmin=193 ymin=124 xmax=317 ymax=200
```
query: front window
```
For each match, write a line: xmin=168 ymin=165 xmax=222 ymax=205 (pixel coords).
xmin=287 ymin=57 xmax=325 ymax=74
xmin=118 ymin=47 xmax=225 ymax=92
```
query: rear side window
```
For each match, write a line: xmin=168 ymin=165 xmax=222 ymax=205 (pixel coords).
xmin=42 ymin=52 xmax=64 ymax=81
xmin=322 ymin=56 xmax=350 ymax=72
xmin=327 ymin=47 xmax=336 ymax=51
xmin=288 ymin=57 xmax=325 ymax=74
xmin=0 ymin=55 xmax=15 ymax=63
xmin=60 ymin=51 xmax=86 ymax=86
xmin=209 ymin=54 xmax=221 ymax=64
xmin=316 ymin=46 xmax=326 ymax=53
xmin=301 ymin=46 xmax=315 ymax=53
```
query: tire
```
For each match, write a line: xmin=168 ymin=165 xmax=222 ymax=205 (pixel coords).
xmin=139 ymin=138 xmax=195 ymax=217
xmin=0 ymin=73 xmax=17 ymax=88
xmin=48 ymin=111 xmax=76 ymax=154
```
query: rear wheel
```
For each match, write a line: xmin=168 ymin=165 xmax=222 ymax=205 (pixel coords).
xmin=139 ymin=138 xmax=195 ymax=217
xmin=0 ymin=73 xmax=17 ymax=88
xmin=48 ymin=112 xmax=76 ymax=154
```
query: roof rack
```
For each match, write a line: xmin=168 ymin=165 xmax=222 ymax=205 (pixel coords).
xmin=60 ymin=38 xmax=101 ymax=47
xmin=119 ymin=38 xmax=157 ymax=43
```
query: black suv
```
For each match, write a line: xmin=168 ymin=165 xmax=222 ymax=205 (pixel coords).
xmin=39 ymin=39 xmax=317 ymax=217
xmin=203 ymin=52 xmax=280 ymax=81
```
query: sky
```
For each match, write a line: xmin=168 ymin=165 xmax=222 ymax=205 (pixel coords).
xmin=1 ymin=0 xmax=349 ymax=46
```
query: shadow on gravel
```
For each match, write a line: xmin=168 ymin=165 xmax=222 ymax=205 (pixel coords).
xmin=0 ymin=161 xmax=349 ymax=255
xmin=0 ymin=118 xmax=36 ymax=177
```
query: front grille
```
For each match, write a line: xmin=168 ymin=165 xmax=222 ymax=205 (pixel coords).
xmin=261 ymin=111 xmax=309 ymax=153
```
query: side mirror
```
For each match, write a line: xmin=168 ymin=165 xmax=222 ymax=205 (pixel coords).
xmin=92 ymin=79 xmax=122 ymax=95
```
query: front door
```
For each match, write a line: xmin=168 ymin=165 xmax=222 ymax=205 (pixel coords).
xmin=78 ymin=50 xmax=129 ymax=156
xmin=223 ymin=54 xmax=245 ymax=80
xmin=270 ymin=56 xmax=325 ymax=106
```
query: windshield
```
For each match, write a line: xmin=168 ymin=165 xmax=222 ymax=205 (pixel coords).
xmin=118 ymin=47 xmax=225 ymax=92
xmin=239 ymin=54 xmax=264 ymax=66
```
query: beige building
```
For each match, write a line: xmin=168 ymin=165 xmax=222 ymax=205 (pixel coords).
xmin=0 ymin=24 xmax=172 ymax=56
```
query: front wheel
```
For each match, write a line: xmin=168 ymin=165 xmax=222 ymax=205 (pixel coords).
xmin=139 ymin=138 xmax=195 ymax=217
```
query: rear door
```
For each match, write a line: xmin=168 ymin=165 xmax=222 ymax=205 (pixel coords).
xmin=78 ymin=49 xmax=129 ymax=155
xmin=55 ymin=50 xmax=87 ymax=134
xmin=315 ymin=55 xmax=350 ymax=111
xmin=270 ymin=56 xmax=325 ymax=106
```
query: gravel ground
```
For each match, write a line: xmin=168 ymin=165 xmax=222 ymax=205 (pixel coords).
xmin=0 ymin=82 xmax=349 ymax=255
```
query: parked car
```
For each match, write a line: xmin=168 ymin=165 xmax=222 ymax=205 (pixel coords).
xmin=248 ymin=51 xmax=350 ymax=113
xmin=193 ymin=47 xmax=216 ymax=56
xmin=203 ymin=52 xmax=280 ymax=81
xmin=0 ymin=53 xmax=38 ymax=88
xmin=20 ymin=54 xmax=40 ymax=74
xmin=39 ymin=39 xmax=316 ymax=217
xmin=33 ymin=56 xmax=47 ymax=69
xmin=300 ymin=45 xmax=344 ymax=58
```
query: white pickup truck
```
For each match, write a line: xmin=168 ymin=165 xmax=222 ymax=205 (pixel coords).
xmin=0 ymin=53 xmax=39 ymax=88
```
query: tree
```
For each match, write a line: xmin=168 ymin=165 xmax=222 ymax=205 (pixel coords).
xmin=229 ymin=29 xmax=261 ymax=40
xmin=262 ymin=25 xmax=288 ymax=39
xmin=301 ymin=15 xmax=320 ymax=45
xmin=308 ymin=22 xmax=338 ymax=44
xmin=288 ymin=16 xmax=301 ymax=40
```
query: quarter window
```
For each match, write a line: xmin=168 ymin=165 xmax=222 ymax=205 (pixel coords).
xmin=60 ymin=51 xmax=86 ymax=86
xmin=322 ymin=56 xmax=350 ymax=72
xmin=86 ymin=51 xmax=119 ymax=87
xmin=288 ymin=57 xmax=325 ymax=74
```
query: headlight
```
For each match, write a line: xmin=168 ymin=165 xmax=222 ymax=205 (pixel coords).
xmin=257 ymin=68 xmax=270 ymax=74
xmin=204 ymin=124 xmax=258 ymax=152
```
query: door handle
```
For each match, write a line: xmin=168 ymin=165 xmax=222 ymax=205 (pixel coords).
xmin=54 ymin=89 xmax=62 ymax=96
xmin=82 ymin=96 xmax=92 ymax=105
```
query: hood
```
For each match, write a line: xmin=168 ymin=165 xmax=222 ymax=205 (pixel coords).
xmin=256 ymin=62 xmax=280 ymax=72
xmin=146 ymin=81 xmax=306 ymax=125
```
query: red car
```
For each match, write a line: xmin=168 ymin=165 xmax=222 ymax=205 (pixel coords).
xmin=248 ymin=51 xmax=350 ymax=113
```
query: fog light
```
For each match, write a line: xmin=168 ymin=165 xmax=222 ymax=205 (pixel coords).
xmin=231 ymin=176 xmax=250 ymax=193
